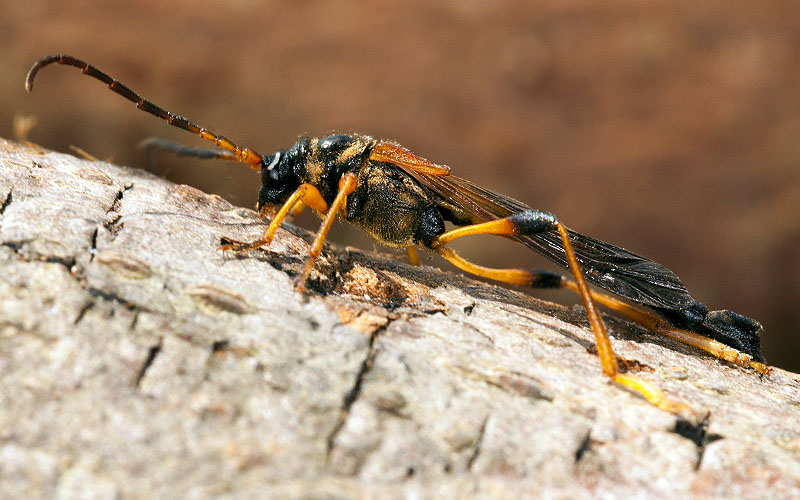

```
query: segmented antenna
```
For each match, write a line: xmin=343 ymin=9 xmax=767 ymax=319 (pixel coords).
xmin=25 ymin=54 xmax=264 ymax=169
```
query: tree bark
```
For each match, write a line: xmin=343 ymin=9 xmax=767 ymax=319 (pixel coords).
xmin=1 ymin=138 xmax=799 ymax=499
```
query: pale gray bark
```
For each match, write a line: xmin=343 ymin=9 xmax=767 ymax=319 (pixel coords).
xmin=1 ymin=138 xmax=799 ymax=499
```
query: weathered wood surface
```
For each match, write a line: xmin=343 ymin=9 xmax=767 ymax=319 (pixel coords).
xmin=1 ymin=138 xmax=799 ymax=499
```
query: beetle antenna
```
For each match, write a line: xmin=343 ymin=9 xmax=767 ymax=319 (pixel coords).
xmin=26 ymin=54 xmax=264 ymax=169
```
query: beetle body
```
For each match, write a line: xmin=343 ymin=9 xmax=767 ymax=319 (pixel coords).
xmin=25 ymin=54 xmax=770 ymax=416
xmin=261 ymin=134 xmax=447 ymax=248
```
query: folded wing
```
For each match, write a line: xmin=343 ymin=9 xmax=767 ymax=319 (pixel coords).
xmin=402 ymin=169 xmax=695 ymax=310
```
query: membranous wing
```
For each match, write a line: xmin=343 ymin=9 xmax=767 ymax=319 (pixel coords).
xmin=402 ymin=169 xmax=696 ymax=310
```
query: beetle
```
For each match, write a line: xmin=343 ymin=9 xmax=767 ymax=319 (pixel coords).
xmin=26 ymin=54 xmax=769 ymax=414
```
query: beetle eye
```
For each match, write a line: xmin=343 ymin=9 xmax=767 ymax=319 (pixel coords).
xmin=265 ymin=152 xmax=281 ymax=171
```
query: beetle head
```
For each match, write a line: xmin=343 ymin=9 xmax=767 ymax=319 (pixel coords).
xmin=257 ymin=150 xmax=301 ymax=209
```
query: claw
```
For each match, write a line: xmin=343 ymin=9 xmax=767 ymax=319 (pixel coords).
xmin=293 ymin=276 xmax=307 ymax=294
xmin=218 ymin=237 xmax=271 ymax=255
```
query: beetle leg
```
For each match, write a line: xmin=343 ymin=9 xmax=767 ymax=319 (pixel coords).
xmin=289 ymin=199 xmax=307 ymax=218
xmin=560 ymin=282 xmax=770 ymax=374
xmin=430 ymin=210 xmax=692 ymax=416
xmin=294 ymin=172 xmax=358 ymax=292
xmin=406 ymin=247 xmax=420 ymax=266
xmin=219 ymin=182 xmax=328 ymax=253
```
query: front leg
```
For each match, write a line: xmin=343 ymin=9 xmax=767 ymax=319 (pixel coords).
xmin=221 ymin=173 xmax=358 ymax=292
xmin=219 ymin=183 xmax=329 ymax=254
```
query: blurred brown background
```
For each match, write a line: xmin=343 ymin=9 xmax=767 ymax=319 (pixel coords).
xmin=1 ymin=1 xmax=798 ymax=370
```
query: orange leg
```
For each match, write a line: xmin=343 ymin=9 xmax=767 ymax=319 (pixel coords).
xmin=406 ymin=247 xmax=420 ymax=266
xmin=221 ymin=174 xmax=358 ymax=291
xmin=559 ymin=281 xmax=770 ymax=374
xmin=431 ymin=212 xmax=691 ymax=415
xmin=219 ymin=182 xmax=329 ymax=253
xmin=289 ymin=199 xmax=307 ymax=218
xmin=295 ymin=172 xmax=358 ymax=291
